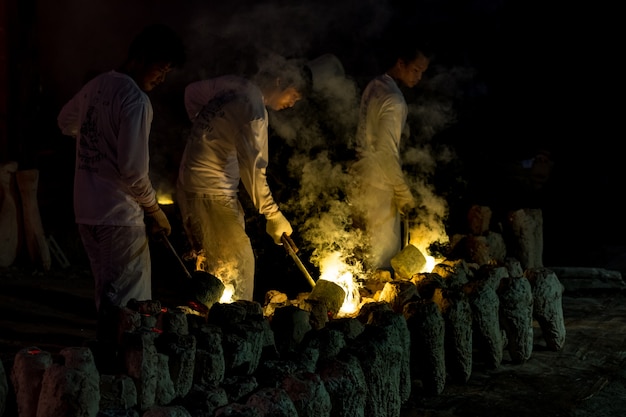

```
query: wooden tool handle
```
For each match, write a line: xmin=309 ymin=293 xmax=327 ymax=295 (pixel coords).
xmin=281 ymin=233 xmax=299 ymax=254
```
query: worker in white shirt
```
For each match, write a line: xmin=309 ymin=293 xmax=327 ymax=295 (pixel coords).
xmin=57 ymin=24 xmax=186 ymax=321
xmin=350 ymin=36 xmax=431 ymax=272
xmin=176 ymin=58 xmax=306 ymax=301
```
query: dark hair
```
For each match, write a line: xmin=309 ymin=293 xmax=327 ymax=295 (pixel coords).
xmin=253 ymin=54 xmax=309 ymax=94
xmin=127 ymin=24 xmax=186 ymax=67
xmin=377 ymin=27 xmax=434 ymax=71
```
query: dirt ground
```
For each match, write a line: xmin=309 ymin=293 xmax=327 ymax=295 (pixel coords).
xmin=1 ymin=247 xmax=626 ymax=417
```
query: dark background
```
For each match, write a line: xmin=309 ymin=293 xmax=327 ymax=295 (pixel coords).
xmin=1 ymin=0 xmax=624 ymax=299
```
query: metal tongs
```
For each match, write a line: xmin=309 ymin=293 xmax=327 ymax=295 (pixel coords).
xmin=281 ymin=233 xmax=316 ymax=288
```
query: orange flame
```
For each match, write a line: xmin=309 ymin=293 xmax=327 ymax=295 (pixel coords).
xmin=314 ymin=231 xmax=446 ymax=316
xmin=318 ymin=251 xmax=362 ymax=316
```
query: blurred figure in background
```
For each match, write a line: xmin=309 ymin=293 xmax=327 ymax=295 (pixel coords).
xmin=349 ymin=32 xmax=431 ymax=273
xmin=176 ymin=55 xmax=307 ymax=301
xmin=57 ymin=24 xmax=186 ymax=328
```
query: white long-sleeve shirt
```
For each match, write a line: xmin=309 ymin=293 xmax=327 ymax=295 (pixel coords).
xmin=57 ymin=70 xmax=158 ymax=226
xmin=177 ymin=75 xmax=279 ymax=216
xmin=354 ymin=74 xmax=414 ymax=205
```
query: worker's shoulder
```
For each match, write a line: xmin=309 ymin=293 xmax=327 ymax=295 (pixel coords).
xmin=187 ymin=75 xmax=260 ymax=99
xmin=363 ymin=76 xmax=404 ymax=109
xmin=79 ymin=70 xmax=147 ymax=104
xmin=365 ymin=74 xmax=402 ymax=95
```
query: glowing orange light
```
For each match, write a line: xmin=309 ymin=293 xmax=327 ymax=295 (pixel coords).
xmin=318 ymin=251 xmax=361 ymax=317
xmin=157 ymin=191 xmax=174 ymax=205
xmin=311 ymin=225 xmax=447 ymax=317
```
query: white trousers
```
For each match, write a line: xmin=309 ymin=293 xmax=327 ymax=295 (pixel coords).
xmin=78 ymin=224 xmax=151 ymax=312
xmin=350 ymin=176 xmax=401 ymax=271
xmin=177 ymin=191 xmax=255 ymax=301
xmin=362 ymin=186 xmax=401 ymax=270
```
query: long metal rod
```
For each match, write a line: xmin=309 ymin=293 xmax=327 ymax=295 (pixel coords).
xmin=281 ymin=233 xmax=316 ymax=288
xmin=161 ymin=233 xmax=192 ymax=279
xmin=403 ymin=215 xmax=409 ymax=249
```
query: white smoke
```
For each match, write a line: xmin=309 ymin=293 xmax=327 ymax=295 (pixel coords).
xmin=275 ymin=57 xmax=472 ymax=275
xmin=283 ymin=151 xmax=367 ymax=279
xmin=270 ymin=54 xmax=360 ymax=153
xmin=42 ymin=0 xmax=485 ymax=274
